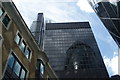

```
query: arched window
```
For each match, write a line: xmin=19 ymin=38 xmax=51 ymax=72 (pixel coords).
xmin=65 ymin=41 xmax=96 ymax=71
xmin=35 ymin=59 xmax=45 ymax=79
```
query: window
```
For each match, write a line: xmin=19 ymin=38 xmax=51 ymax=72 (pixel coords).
xmin=0 ymin=8 xmax=4 ymax=17
xmin=20 ymin=68 xmax=26 ymax=78
xmin=8 ymin=54 xmax=15 ymax=68
xmin=15 ymin=33 xmax=21 ymax=45
xmin=19 ymin=41 xmax=26 ymax=53
xmin=14 ymin=32 xmax=32 ymax=60
xmin=25 ymin=48 xmax=31 ymax=59
xmin=3 ymin=52 xmax=27 ymax=79
xmin=14 ymin=61 xmax=21 ymax=76
xmin=40 ymin=63 xmax=44 ymax=75
xmin=2 ymin=14 xmax=10 ymax=27
xmin=35 ymin=59 xmax=44 ymax=78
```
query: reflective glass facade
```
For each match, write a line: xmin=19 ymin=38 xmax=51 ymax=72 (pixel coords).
xmin=88 ymin=0 xmax=120 ymax=76
xmin=88 ymin=0 xmax=120 ymax=47
xmin=44 ymin=22 xmax=109 ymax=78
xmin=30 ymin=13 xmax=45 ymax=50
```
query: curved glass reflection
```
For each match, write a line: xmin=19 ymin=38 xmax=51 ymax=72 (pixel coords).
xmin=65 ymin=41 xmax=97 ymax=74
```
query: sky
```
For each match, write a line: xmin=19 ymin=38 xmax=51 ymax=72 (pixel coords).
xmin=12 ymin=0 xmax=118 ymax=76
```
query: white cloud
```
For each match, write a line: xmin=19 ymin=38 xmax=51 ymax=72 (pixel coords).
xmin=111 ymin=56 xmax=118 ymax=74
xmin=103 ymin=53 xmax=118 ymax=75
xmin=13 ymin=0 xmax=89 ymax=27
xmin=77 ymin=0 xmax=94 ymax=13
xmin=103 ymin=56 xmax=111 ymax=67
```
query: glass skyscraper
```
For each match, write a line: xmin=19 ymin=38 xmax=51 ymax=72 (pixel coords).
xmin=30 ymin=13 xmax=45 ymax=51
xmin=88 ymin=0 xmax=120 ymax=47
xmin=87 ymin=0 xmax=120 ymax=76
xmin=44 ymin=22 xmax=109 ymax=78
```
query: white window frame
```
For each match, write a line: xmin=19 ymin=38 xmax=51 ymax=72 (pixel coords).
xmin=0 ymin=9 xmax=12 ymax=30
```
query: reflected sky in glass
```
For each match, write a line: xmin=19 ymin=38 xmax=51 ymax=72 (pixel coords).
xmin=14 ymin=61 xmax=21 ymax=76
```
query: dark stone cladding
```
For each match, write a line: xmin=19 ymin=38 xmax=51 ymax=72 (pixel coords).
xmin=46 ymin=22 xmax=91 ymax=30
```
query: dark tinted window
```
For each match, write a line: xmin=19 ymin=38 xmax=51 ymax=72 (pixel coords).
xmin=2 ymin=14 xmax=10 ymax=27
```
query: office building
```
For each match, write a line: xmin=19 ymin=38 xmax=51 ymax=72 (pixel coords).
xmin=44 ymin=22 xmax=109 ymax=79
xmin=0 ymin=1 xmax=57 ymax=79
xmin=30 ymin=13 xmax=45 ymax=51
xmin=88 ymin=0 xmax=120 ymax=47
xmin=87 ymin=0 xmax=120 ymax=75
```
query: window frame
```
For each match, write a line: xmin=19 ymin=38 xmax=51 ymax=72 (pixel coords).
xmin=20 ymin=68 xmax=26 ymax=78
xmin=24 ymin=47 xmax=31 ymax=59
xmin=2 ymin=14 xmax=10 ymax=26
xmin=14 ymin=31 xmax=32 ymax=61
xmin=7 ymin=54 xmax=15 ymax=69
xmin=15 ymin=32 xmax=22 ymax=45
xmin=36 ymin=59 xmax=45 ymax=78
xmin=19 ymin=40 xmax=26 ymax=53
xmin=1 ymin=12 xmax=12 ymax=30
xmin=4 ymin=52 xmax=28 ymax=79
xmin=13 ymin=61 xmax=21 ymax=76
